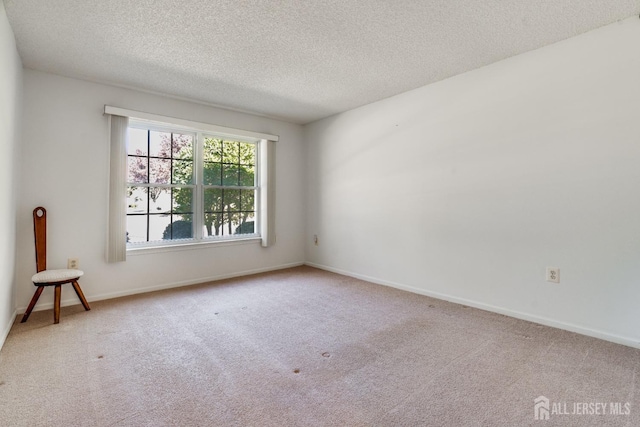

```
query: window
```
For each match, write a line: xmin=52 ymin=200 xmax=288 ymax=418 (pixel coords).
xmin=106 ymin=106 xmax=277 ymax=261
xmin=201 ymin=137 xmax=257 ymax=238
xmin=125 ymin=122 xmax=259 ymax=246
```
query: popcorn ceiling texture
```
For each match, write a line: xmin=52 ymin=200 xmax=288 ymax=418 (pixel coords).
xmin=4 ymin=0 xmax=640 ymax=123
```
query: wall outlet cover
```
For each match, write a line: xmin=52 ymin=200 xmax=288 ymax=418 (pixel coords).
xmin=546 ymin=267 xmax=560 ymax=283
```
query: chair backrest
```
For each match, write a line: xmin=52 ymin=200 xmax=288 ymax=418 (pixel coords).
xmin=33 ymin=207 xmax=47 ymax=273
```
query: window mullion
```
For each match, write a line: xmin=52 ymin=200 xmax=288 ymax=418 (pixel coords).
xmin=146 ymin=130 xmax=151 ymax=242
xmin=194 ymin=132 xmax=204 ymax=240
xmin=255 ymin=141 xmax=261 ymax=240
xmin=170 ymin=133 xmax=174 ymax=240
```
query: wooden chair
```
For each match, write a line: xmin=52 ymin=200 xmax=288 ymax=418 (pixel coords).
xmin=21 ymin=207 xmax=91 ymax=324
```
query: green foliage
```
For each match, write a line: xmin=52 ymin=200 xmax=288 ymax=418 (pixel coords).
xmin=175 ymin=137 xmax=256 ymax=236
xmin=199 ymin=137 xmax=256 ymax=236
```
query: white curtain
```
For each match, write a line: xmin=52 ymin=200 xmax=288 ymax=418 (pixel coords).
xmin=259 ymin=139 xmax=276 ymax=247
xmin=107 ymin=115 xmax=128 ymax=262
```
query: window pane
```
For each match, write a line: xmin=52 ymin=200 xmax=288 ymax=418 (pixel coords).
xmin=220 ymin=213 xmax=230 ymax=236
xmin=150 ymin=131 xmax=171 ymax=158
xmin=224 ymin=189 xmax=240 ymax=212
xmin=128 ymin=128 xmax=148 ymax=155
xmin=239 ymin=165 xmax=255 ymax=187
xmin=173 ymin=188 xmax=193 ymax=213
xmin=223 ymin=164 xmax=239 ymax=186
xmin=127 ymin=156 xmax=148 ymax=183
xmin=126 ymin=215 xmax=147 ymax=243
xmin=162 ymin=214 xmax=193 ymax=240
xmin=203 ymin=137 xmax=223 ymax=162
xmin=229 ymin=213 xmax=242 ymax=235
xmin=216 ymin=213 xmax=237 ymax=237
xmin=204 ymin=188 xmax=223 ymax=213
xmin=238 ymin=142 xmax=255 ymax=165
xmin=172 ymin=134 xmax=193 ymax=159
xmin=149 ymin=215 xmax=171 ymax=242
xmin=235 ymin=213 xmax=255 ymax=235
xmin=150 ymin=158 xmax=171 ymax=184
xmin=223 ymin=141 xmax=240 ymax=164
xmin=203 ymin=162 xmax=222 ymax=185
xmin=149 ymin=187 xmax=171 ymax=213
xmin=172 ymin=160 xmax=193 ymax=184
xmin=127 ymin=187 xmax=148 ymax=214
xmin=240 ymin=190 xmax=255 ymax=211
xmin=205 ymin=212 xmax=224 ymax=237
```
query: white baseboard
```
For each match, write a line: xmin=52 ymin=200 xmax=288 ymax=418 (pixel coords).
xmin=305 ymin=262 xmax=640 ymax=350
xmin=0 ymin=309 xmax=18 ymax=353
xmin=18 ymin=262 xmax=305 ymax=313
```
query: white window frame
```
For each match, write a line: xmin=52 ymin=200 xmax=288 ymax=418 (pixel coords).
xmin=105 ymin=106 xmax=277 ymax=261
xmin=126 ymin=121 xmax=262 ymax=248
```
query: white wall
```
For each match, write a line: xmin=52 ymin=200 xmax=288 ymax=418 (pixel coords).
xmin=305 ymin=17 xmax=640 ymax=347
xmin=16 ymin=71 xmax=305 ymax=311
xmin=0 ymin=0 xmax=22 ymax=349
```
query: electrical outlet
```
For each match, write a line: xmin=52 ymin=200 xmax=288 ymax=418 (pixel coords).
xmin=68 ymin=258 xmax=79 ymax=269
xmin=313 ymin=235 xmax=318 ymax=246
xmin=546 ymin=267 xmax=560 ymax=283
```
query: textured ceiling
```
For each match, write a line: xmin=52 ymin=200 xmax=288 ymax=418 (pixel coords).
xmin=4 ymin=1 xmax=640 ymax=124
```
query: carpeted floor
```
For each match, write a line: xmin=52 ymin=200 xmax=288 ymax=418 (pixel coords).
xmin=0 ymin=266 xmax=638 ymax=426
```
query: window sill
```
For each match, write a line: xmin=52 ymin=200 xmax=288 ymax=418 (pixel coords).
xmin=127 ymin=236 xmax=262 ymax=256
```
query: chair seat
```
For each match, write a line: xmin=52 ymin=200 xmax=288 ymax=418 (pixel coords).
xmin=32 ymin=269 xmax=84 ymax=283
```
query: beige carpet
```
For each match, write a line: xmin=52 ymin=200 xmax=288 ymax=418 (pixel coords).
xmin=0 ymin=266 xmax=638 ymax=426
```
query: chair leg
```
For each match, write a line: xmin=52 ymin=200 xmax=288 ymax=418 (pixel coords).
xmin=54 ymin=285 xmax=61 ymax=324
xmin=21 ymin=286 xmax=45 ymax=323
xmin=71 ymin=280 xmax=91 ymax=311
